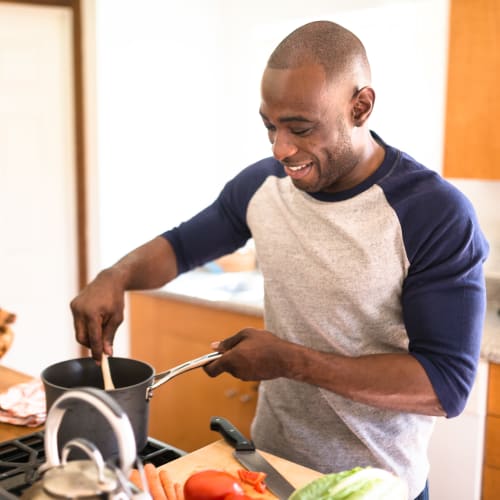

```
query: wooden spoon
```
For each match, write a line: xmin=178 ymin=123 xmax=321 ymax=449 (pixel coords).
xmin=101 ymin=353 xmax=115 ymax=391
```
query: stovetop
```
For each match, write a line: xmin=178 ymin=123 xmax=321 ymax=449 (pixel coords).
xmin=0 ymin=431 xmax=185 ymax=498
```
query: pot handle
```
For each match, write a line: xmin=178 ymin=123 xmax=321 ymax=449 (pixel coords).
xmin=146 ymin=352 xmax=222 ymax=400
xmin=44 ymin=387 xmax=136 ymax=476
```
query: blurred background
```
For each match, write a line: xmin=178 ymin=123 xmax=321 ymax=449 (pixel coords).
xmin=1 ymin=2 xmax=499 ymax=499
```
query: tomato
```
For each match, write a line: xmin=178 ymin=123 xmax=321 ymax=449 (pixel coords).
xmin=237 ymin=469 xmax=267 ymax=493
xmin=223 ymin=495 xmax=253 ymax=500
xmin=184 ymin=470 xmax=245 ymax=500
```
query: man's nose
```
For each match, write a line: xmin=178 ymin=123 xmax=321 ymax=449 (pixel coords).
xmin=271 ymin=131 xmax=298 ymax=161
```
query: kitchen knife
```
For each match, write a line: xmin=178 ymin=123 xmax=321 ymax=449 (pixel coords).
xmin=210 ymin=416 xmax=295 ymax=499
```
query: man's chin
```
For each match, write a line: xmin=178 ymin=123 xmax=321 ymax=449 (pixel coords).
xmin=291 ymin=178 xmax=319 ymax=193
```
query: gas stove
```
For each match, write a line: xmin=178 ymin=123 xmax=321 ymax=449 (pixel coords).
xmin=0 ymin=431 xmax=185 ymax=498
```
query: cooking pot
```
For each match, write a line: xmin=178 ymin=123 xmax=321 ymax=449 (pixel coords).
xmin=41 ymin=352 xmax=221 ymax=460
xmin=22 ymin=386 xmax=149 ymax=499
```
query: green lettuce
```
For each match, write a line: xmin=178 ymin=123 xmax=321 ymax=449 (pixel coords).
xmin=288 ymin=467 xmax=408 ymax=500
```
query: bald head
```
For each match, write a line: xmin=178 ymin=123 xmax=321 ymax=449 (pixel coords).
xmin=267 ymin=21 xmax=371 ymax=88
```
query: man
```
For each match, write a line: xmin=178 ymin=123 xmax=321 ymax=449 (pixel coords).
xmin=71 ymin=21 xmax=488 ymax=499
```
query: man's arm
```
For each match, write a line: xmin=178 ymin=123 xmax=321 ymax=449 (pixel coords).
xmin=205 ymin=328 xmax=446 ymax=416
xmin=71 ymin=236 xmax=177 ymax=360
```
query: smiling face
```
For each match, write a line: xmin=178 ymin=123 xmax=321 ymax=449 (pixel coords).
xmin=260 ymin=62 xmax=376 ymax=193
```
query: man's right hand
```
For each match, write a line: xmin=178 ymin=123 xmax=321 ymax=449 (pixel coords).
xmin=70 ymin=268 xmax=126 ymax=362
xmin=70 ymin=236 xmax=179 ymax=361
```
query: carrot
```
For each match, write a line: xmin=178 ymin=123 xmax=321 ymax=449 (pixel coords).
xmin=130 ymin=463 xmax=183 ymax=500
xmin=174 ymin=482 xmax=185 ymax=500
xmin=159 ymin=469 xmax=177 ymax=499
xmin=129 ymin=468 xmax=144 ymax=490
xmin=144 ymin=463 xmax=167 ymax=500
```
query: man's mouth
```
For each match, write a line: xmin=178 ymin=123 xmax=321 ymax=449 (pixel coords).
xmin=283 ymin=161 xmax=314 ymax=179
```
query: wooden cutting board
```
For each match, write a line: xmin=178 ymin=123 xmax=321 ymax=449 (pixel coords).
xmin=159 ymin=439 xmax=322 ymax=498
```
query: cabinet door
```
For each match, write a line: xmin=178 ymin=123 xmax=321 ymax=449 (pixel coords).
xmin=443 ymin=0 xmax=500 ymax=179
xmin=483 ymin=363 xmax=500 ymax=499
xmin=487 ymin=363 xmax=500 ymax=416
xmin=129 ymin=292 xmax=263 ymax=452
xmin=483 ymin=464 xmax=500 ymax=500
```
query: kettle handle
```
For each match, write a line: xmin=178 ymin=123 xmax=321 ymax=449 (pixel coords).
xmin=44 ymin=387 xmax=136 ymax=476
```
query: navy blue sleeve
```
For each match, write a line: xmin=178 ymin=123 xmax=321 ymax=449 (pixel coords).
xmin=382 ymin=153 xmax=489 ymax=418
xmin=161 ymin=158 xmax=279 ymax=274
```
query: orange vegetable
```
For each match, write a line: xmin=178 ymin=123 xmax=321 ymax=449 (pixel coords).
xmin=129 ymin=464 xmax=184 ymax=500
xmin=144 ymin=463 xmax=167 ymax=500
xmin=129 ymin=468 xmax=143 ymax=490
xmin=175 ymin=482 xmax=185 ymax=500
xmin=237 ymin=469 xmax=267 ymax=494
xmin=160 ymin=469 xmax=182 ymax=500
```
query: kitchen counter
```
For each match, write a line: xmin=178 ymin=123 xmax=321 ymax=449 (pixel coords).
xmin=0 ymin=365 xmax=43 ymax=442
xmin=159 ymin=439 xmax=322 ymax=498
xmin=150 ymin=269 xmax=264 ymax=317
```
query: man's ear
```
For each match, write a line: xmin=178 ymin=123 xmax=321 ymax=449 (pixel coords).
xmin=351 ymin=86 xmax=375 ymax=127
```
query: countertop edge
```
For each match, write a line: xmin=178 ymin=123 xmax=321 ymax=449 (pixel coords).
xmin=138 ymin=288 xmax=264 ymax=318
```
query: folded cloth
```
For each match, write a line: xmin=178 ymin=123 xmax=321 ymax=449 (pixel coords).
xmin=0 ymin=378 xmax=46 ymax=427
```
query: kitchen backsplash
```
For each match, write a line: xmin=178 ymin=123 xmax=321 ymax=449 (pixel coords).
xmin=486 ymin=276 xmax=500 ymax=307
xmin=449 ymin=179 xmax=500 ymax=278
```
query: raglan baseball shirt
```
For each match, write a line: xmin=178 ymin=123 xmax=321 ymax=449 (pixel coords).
xmin=162 ymin=132 xmax=489 ymax=498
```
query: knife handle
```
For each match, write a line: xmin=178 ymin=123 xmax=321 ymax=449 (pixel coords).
xmin=210 ymin=416 xmax=256 ymax=452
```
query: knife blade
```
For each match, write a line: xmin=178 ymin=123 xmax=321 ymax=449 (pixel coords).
xmin=210 ymin=416 xmax=295 ymax=499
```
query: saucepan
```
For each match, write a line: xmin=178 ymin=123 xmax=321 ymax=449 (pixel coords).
xmin=40 ymin=352 xmax=221 ymax=460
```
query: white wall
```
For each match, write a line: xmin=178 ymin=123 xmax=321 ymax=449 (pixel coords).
xmin=449 ymin=179 xmax=500 ymax=277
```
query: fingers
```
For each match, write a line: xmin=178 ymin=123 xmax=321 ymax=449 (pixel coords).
xmin=217 ymin=331 xmax=246 ymax=351
xmin=71 ymin=302 xmax=122 ymax=361
xmin=204 ymin=360 xmax=224 ymax=377
xmin=204 ymin=331 xmax=247 ymax=377
xmin=85 ymin=316 xmax=105 ymax=362
xmin=102 ymin=315 xmax=121 ymax=357
xmin=72 ymin=312 xmax=90 ymax=349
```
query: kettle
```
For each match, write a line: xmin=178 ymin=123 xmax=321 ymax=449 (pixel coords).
xmin=22 ymin=387 xmax=151 ymax=499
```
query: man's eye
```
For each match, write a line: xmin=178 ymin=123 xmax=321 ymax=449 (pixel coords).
xmin=264 ymin=123 xmax=276 ymax=132
xmin=291 ymin=128 xmax=312 ymax=136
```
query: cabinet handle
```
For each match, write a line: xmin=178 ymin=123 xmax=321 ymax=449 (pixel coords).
xmin=224 ymin=388 xmax=238 ymax=398
xmin=239 ymin=393 xmax=253 ymax=403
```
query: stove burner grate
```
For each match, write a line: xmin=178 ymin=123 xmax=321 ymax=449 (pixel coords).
xmin=0 ymin=431 xmax=185 ymax=498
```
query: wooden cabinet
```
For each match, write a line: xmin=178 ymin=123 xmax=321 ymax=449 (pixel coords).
xmin=483 ymin=363 xmax=500 ymax=499
xmin=129 ymin=291 xmax=263 ymax=452
xmin=443 ymin=0 xmax=500 ymax=179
